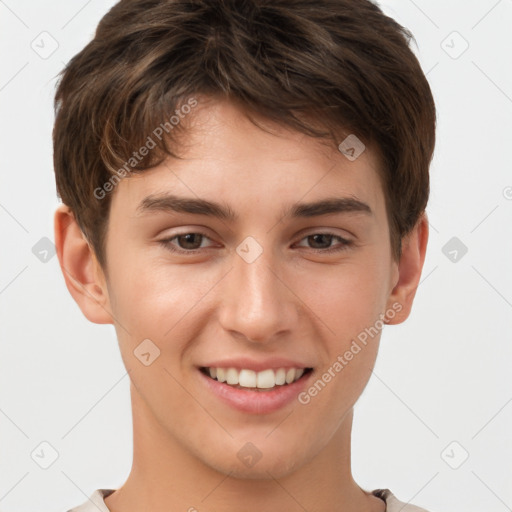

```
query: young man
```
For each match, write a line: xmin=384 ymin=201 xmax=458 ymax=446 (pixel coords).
xmin=53 ymin=0 xmax=436 ymax=510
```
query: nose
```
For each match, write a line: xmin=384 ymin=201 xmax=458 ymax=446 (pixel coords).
xmin=218 ymin=241 xmax=299 ymax=344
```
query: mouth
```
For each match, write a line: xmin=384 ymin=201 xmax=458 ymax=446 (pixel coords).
xmin=199 ymin=366 xmax=313 ymax=391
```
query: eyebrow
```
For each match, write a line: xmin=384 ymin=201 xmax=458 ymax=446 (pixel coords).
xmin=136 ymin=193 xmax=372 ymax=221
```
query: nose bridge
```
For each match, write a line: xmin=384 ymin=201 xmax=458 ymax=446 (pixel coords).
xmin=219 ymin=238 xmax=295 ymax=343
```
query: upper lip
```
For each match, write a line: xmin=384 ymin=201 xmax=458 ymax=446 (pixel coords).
xmin=199 ymin=357 xmax=312 ymax=372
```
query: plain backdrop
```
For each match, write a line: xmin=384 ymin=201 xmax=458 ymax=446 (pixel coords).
xmin=0 ymin=1 xmax=511 ymax=511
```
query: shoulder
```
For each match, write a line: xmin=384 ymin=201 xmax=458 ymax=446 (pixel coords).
xmin=372 ymin=488 xmax=433 ymax=512
xmin=66 ymin=489 xmax=115 ymax=512
xmin=67 ymin=487 xmax=435 ymax=512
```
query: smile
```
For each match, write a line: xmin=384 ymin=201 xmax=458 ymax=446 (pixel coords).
xmin=200 ymin=366 xmax=313 ymax=391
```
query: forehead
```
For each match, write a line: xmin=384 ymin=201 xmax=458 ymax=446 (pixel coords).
xmin=112 ymin=98 xmax=386 ymax=220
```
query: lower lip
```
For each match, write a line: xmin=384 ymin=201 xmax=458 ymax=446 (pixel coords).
xmin=198 ymin=369 xmax=312 ymax=414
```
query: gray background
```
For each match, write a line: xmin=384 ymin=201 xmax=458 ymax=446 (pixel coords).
xmin=0 ymin=1 xmax=511 ymax=511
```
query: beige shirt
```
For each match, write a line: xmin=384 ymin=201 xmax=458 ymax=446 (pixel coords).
xmin=67 ymin=488 xmax=432 ymax=511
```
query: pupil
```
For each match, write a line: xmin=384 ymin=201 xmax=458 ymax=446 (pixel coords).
xmin=310 ymin=234 xmax=332 ymax=249
xmin=179 ymin=233 xmax=202 ymax=249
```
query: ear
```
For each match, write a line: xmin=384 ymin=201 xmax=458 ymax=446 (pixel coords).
xmin=385 ymin=213 xmax=429 ymax=324
xmin=54 ymin=203 xmax=113 ymax=324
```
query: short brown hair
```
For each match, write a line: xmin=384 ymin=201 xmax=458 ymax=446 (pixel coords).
xmin=53 ymin=0 xmax=436 ymax=269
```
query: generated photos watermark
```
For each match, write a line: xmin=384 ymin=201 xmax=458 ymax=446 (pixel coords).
xmin=94 ymin=97 xmax=198 ymax=200
xmin=297 ymin=302 xmax=402 ymax=405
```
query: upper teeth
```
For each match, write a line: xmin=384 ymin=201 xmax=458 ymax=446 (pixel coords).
xmin=207 ymin=367 xmax=305 ymax=388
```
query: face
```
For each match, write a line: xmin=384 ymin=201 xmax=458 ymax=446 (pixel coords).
xmin=96 ymin=98 xmax=401 ymax=478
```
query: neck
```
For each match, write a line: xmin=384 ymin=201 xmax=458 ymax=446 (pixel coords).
xmin=105 ymin=386 xmax=385 ymax=512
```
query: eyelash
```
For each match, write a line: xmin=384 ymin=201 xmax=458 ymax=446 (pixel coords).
xmin=158 ymin=231 xmax=352 ymax=255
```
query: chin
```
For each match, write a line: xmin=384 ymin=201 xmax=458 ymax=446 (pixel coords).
xmin=201 ymin=442 xmax=310 ymax=480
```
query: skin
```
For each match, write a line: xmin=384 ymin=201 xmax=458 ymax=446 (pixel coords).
xmin=55 ymin=97 xmax=428 ymax=512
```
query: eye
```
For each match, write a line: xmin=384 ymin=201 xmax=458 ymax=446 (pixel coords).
xmin=159 ymin=231 xmax=215 ymax=253
xmin=158 ymin=231 xmax=352 ymax=255
xmin=295 ymin=232 xmax=352 ymax=253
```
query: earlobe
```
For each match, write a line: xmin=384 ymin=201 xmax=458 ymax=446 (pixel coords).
xmin=385 ymin=213 xmax=429 ymax=325
xmin=54 ymin=204 xmax=113 ymax=325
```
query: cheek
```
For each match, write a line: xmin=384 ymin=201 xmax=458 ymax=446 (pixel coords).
xmin=295 ymin=256 xmax=390 ymax=401
xmin=108 ymin=257 xmax=222 ymax=350
xmin=107 ymin=260 xmax=216 ymax=418
xmin=299 ymin=256 xmax=390 ymax=340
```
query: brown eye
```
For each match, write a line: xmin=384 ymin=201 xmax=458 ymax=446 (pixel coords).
xmin=307 ymin=234 xmax=335 ymax=249
xmin=175 ymin=233 xmax=204 ymax=250
xmin=159 ymin=231 xmax=214 ymax=254
xmin=295 ymin=232 xmax=352 ymax=253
